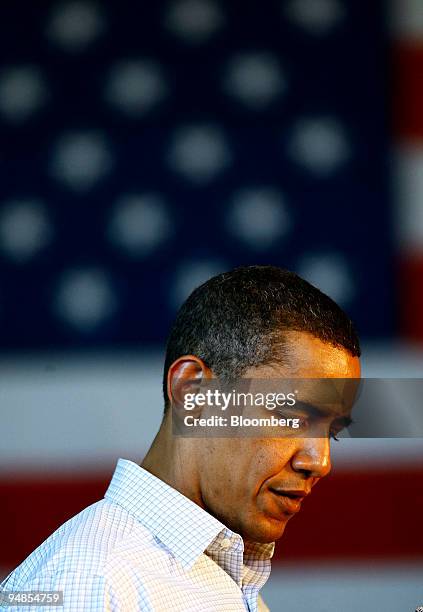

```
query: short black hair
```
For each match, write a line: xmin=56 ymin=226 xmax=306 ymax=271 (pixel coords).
xmin=163 ymin=265 xmax=360 ymax=408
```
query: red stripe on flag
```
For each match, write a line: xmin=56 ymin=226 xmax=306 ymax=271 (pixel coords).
xmin=393 ymin=42 xmax=423 ymax=142
xmin=1 ymin=466 xmax=423 ymax=570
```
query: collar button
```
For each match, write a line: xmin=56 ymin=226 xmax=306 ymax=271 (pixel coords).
xmin=220 ymin=537 xmax=232 ymax=550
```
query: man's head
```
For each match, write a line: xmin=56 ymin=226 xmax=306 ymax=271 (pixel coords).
xmin=163 ymin=265 xmax=360 ymax=406
xmin=148 ymin=266 xmax=361 ymax=544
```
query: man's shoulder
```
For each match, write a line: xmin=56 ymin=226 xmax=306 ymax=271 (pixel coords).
xmin=3 ymin=498 xmax=157 ymax=589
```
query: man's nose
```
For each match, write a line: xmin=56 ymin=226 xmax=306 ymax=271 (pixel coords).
xmin=291 ymin=437 xmax=331 ymax=478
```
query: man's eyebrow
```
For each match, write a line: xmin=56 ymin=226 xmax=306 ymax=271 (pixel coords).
xmin=287 ymin=400 xmax=354 ymax=426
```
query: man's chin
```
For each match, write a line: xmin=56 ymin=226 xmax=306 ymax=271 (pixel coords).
xmin=242 ymin=515 xmax=288 ymax=543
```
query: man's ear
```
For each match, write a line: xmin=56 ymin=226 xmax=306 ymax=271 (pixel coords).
xmin=167 ymin=355 xmax=213 ymax=418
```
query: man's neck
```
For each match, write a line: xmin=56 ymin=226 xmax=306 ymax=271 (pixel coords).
xmin=141 ymin=414 xmax=204 ymax=509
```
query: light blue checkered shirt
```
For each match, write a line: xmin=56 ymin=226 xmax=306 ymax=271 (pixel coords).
xmin=1 ymin=459 xmax=274 ymax=611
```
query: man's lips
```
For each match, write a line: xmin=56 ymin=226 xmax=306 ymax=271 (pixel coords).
xmin=268 ymin=488 xmax=310 ymax=515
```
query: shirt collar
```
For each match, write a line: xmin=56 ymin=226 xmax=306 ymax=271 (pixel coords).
xmin=105 ymin=458 xmax=228 ymax=569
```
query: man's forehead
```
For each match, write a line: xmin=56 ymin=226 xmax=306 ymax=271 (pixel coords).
xmin=262 ymin=330 xmax=361 ymax=379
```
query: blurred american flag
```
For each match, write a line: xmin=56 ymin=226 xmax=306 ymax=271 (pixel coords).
xmin=0 ymin=1 xmax=422 ymax=611
xmin=0 ymin=0 xmax=395 ymax=347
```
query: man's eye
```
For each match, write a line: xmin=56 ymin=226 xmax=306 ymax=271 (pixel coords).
xmin=292 ymin=416 xmax=309 ymax=430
